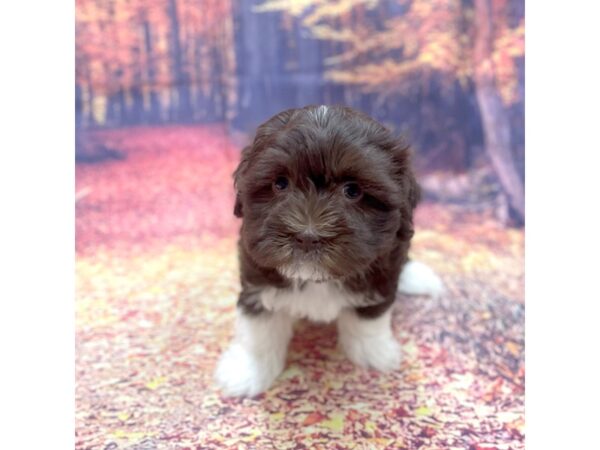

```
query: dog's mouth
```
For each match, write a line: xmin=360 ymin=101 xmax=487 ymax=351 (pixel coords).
xmin=277 ymin=259 xmax=333 ymax=283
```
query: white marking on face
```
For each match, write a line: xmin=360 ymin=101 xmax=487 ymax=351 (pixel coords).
xmin=278 ymin=262 xmax=328 ymax=282
xmin=311 ymin=104 xmax=329 ymax=126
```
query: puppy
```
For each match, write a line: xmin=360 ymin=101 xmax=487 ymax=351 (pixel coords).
xmin=215 ymin=105 xmax=441 ymax=397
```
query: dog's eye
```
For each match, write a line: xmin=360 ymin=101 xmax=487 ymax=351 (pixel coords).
xmin=273 ymin=176 xmax=289 ymax=191
xmin=343 ymin=182 xmax=362 ymax=200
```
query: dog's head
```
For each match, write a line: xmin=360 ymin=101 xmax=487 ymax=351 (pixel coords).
xmin=234 ymin=105 xmax=419 ymax=282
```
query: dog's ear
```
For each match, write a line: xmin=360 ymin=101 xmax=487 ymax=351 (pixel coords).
xmin=397 ymin=168 xmax=421 ymax=240
xmin=390 ymin=139 xmax=421 ymax=241
xmin=233 ymin=110 xmax=297 ymax=218
xmin=233 ymin=145 xmax=252 ymax=218
xmin=406 ymin=168 xmax=421 ymax=210
xmin=233 ymin=193 xmax=243 ymax=218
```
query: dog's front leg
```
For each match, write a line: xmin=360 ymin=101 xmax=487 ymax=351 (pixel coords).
xmin=215 ymin=307 xmax=294 ymax=397
xmin=337 ymin=307 xmax=401 ymax=372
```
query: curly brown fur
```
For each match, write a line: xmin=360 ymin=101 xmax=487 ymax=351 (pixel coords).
xmin=215 ymin=105 xmax=423 ymax=397
xmin=233 ymin=105 xmax=420 ymax=319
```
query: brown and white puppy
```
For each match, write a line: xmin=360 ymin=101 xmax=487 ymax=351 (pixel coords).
xmin=215 ymin=105 xmax=442 ymax=397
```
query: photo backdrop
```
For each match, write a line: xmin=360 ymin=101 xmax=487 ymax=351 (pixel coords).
xmin=76 ymin=0 xmax=524 ymax=223
xmin=76 ymin=1 xmax=525 ymax=449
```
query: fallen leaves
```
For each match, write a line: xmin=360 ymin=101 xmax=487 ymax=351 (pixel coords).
xmin=145 ymin=376 xmax=167 ymax=391
xmin=321 ymin=413 xmax=345 ymax=432
xmin=75 ymin=126 xmax=524 ymax=450
xmin=303 ymin=412 xmax=327 ymax=426
xmin=415 ymin=406 xmax=433 ymax=417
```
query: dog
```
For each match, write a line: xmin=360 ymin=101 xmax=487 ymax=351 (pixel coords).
xmin=215 ymin=105 xmax=442 ymax=397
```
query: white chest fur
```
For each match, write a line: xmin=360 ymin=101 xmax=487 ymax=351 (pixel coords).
xmin=259 ymin=281 xmax=362 ymax=323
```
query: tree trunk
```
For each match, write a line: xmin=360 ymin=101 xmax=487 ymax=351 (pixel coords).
xmin=167 ymin=0 xmax=192 ymax=121
xmin=76 ymin=83 xmax=84 ymax=129
xmin=85 ymin=67 xmax=94 ymax=127
xmin=232 ymin=0 xmax=291 ymax=131
xmin=130 ymin=69 xmax=145 ymax=124
xmin=214 ymin=46 xmax=227 ymax=120
xmin=293 ymin=18 xmax=323 ymax=106
xmin=232 ymin=0 xmax=267 ymax=130
xmin=142 ymin=20 xmax=161 ymax=123
xmin=473 ymin=0 xmax=525 ymax=224
xmin=116 ymin=87 xmax=127 ymax=124
xmin=194 ymin=35 xmax=211 ymax=121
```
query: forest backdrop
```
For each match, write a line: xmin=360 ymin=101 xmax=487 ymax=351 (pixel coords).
xmin=76 ymin=0 xmax=524 ymax=224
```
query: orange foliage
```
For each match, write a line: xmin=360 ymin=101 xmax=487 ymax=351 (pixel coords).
xmin=76 ymin=0 xmax=236 ymax=122
xmin=257 ymin=0 xmax=524 ymax=105
xmin=75 ymin=125 xmax=524 ymax=449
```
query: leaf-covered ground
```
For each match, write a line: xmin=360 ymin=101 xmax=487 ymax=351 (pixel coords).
xmin=76 ymin=126 xmax=524 ymax=450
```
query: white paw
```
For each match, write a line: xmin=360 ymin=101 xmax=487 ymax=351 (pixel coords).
xmin=214 ymin=343 xmax=284 ymax=397
xmin=398 ymin=260 xmax=444 ymax=297
xmin=339 ymin=334 xmax=401 ymax=372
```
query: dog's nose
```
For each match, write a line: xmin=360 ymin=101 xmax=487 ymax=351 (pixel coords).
xmin=294 ymin=232 xmax=322 ymax=252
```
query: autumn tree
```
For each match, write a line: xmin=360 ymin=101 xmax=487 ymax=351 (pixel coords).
xmin=255 ymin=0 xmax=524 ymax=223
xmin=75 ymin=0 xmax=236 ymax=128
xmin=231 ymin=0 xmax=335 ymax=131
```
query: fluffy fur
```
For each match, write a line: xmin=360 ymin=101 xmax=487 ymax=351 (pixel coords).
xmin=216 ymin=105 xmax=436 ymax=397
xmin=398 ymin=260 xmax=445 ymax=297
xmin=337 ymin=308 xmax=401 ymax=372
xmin=215 ymin=311 xmax=294 ymax=397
